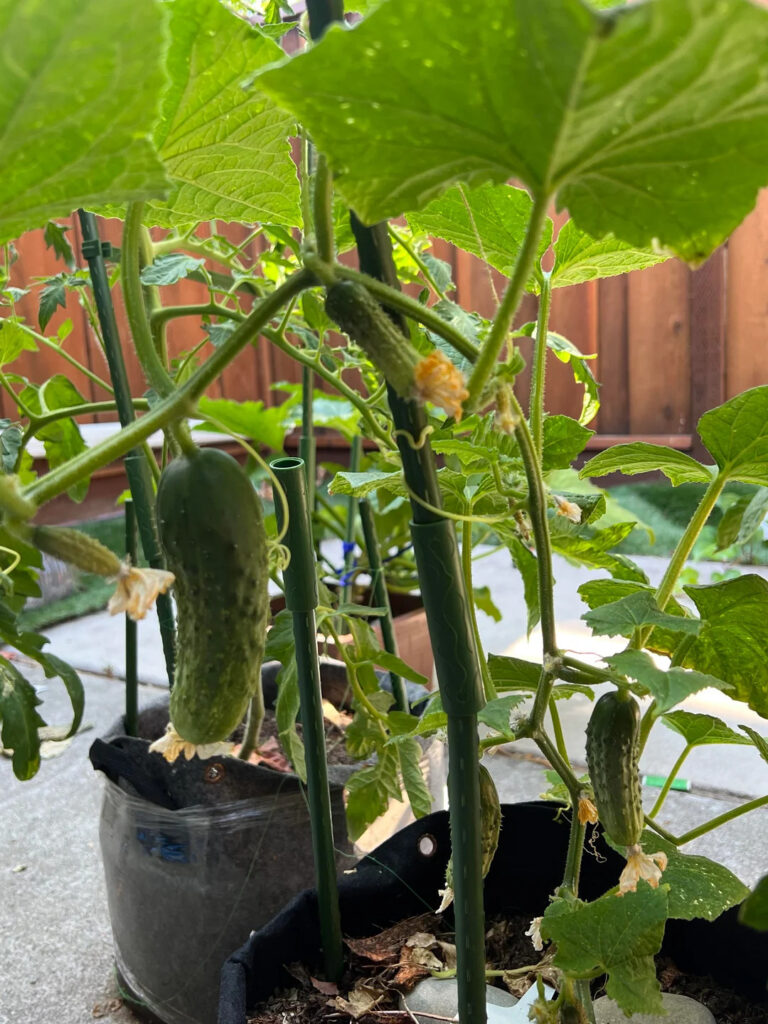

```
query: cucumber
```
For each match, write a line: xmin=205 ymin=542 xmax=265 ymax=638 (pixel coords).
xmin=585 ymin=689 xmax=643 ymax=848
xmin=156 ymin=447 xmax=269 ymax=746
xmin=33 ymin=525 xmax=122 ymax=576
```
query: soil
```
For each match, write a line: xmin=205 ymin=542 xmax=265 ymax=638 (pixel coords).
xmin=246 ymin=913 xmax=768 ymax=1024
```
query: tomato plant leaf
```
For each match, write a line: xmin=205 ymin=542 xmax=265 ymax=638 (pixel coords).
xmin=397 ymin=736 xmax=432 ymax=819
xmin=0 ymin=657 xmax=45 ymax=780
xmin=145 ymin=0 xmax=300 ymax=228
xmin=0 ymin=0 xmax=168 ymax=243
xmin=140 ymin=254 xmax=206 ymax=287
xmin=38 ymin=276 xmax=68 ymax=331
xmin=581 ymin=443 xmax=711 ymax=486
xmin=0 ymin=320 xmax=37 ymax=368
xmin=43 ymin=222 xmax=75 ymax=270
xmin=259 ymin=0 xmax=768 ymax=262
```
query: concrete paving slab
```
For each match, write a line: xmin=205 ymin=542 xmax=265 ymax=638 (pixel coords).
xmin=2 ymin=662 xmax=157 ymax=1024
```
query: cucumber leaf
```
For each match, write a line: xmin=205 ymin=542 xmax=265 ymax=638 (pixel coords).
xmin=581 ymin=444 xmax=712 ymax=486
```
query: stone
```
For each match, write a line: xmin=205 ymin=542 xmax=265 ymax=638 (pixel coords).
xmin=594 ymin=992 xmax=715 ymax=1023
xmin=401 ymin=977 xmax=518 ymax=1024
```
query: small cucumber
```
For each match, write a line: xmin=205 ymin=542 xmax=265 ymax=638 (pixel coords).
xmin=33 ymin=525 xmax=122 ymax=577
xmin=156 ymin=448 xmax=269 ymax=746
xmin=585 ymin=689 xmax=643 ymax=848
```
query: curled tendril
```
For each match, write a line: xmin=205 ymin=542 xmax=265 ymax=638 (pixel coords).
xmin=0 ymin=545 xmax=21 ymax=577
xmin=392 ymin=424 xmax=434 ymax=450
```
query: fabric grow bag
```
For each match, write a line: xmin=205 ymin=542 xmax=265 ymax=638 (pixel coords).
xmin=219 ymin=801 xmax=768 ymax=1024
xmin=90 ymin=664 xmax=444 ymax=1024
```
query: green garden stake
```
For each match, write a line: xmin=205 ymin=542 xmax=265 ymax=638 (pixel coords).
xmin=358 ymin=497 xmax=407 ymax=713
xmin=272 ymin=456 xmax=344 ymax=984
xmin=350 ymin=214 xmax=488 ymax=1024
xmin=77 ymin=210 xmax=176 ymax=688
xmin=124 ymin=499 xmax=138 ymax=738
xmin=300 ymin=364 xmax=316 ymax=509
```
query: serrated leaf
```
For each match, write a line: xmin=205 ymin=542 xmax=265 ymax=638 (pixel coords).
xmin=407 ymin=182 xmax=552 ymax=283
xmin=477 ymin=695 xmax=526 ymax=739
xmin=662 ymin=710 xmax=752 ymax=747
xmin=698 ymin=387 xmax=768 ymax=486
xmin=581 ymin=443 xmax=711 ymax=486
xmin=140 ymin=254 xmax=206 ymax=286
xmin=542 ymin=886 xmax=667 ymax=1017
xmin=0 ymin=420 xmax=22 ymax=474
xmin=0 ymin=657 xmax=45 ymax=780
xmin=606 ymin=649 xmax=729 ymax=714
xmin=0 ymin=321 xmax=36 ymax=369
xmin=196 ymin=396 xmax=288 ymax=452
xmin=397 ymin=737 xmax=432 ymax=820
xmin=682 ymin=574 xmax=768 ymax=717
xmin=739 ymin=875 xmax=768 ymax=932
xmin=259 ymin=0 xmax=768 ymax=263
xmin=551 ymin=219 xmax=668 ymax=287
xmin=504 ymin=534 xmax=540 ymax=635
xmin=145 ymin=0 xmax=300 ymax=228
xmin=542 ymin=415 xmax=593 ymax=472
xmin=545 ymin=332 xmax=601 ymax=426
xmin=739 ymin=724 xmax=768 ymax=767
xmin=738 ymin=487 xmax=768 ymax=544
xmin=486 ymin=653 xmax=594 ymax=701
xmin=0 ymin=0 xmax=168 ymax=243
xmin=584 ymin=591 xmax=700 ymax=639
xmin=43 ymin=222 xmax=75 ymax=270
xmin=38 ymin=277 xmax=67 ymax=331
xmin=578 ymin=579 xmax=686 ymax=656
xmin=549 ymin=518 xmax=648 ymax=583
xmin=716 ymin=494 xmax=752 ymax=551
xmin=345 ymin=746 xmax=401 ymax=841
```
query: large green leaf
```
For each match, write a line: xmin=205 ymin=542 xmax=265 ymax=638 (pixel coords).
xmin=682 ymin=574 xmax=768 ymax=717
xmin=541 ymin=415 xmax=593 ymax=472
xmin=581 ymin=443 xmax=711 ymax=485
xmin=578 ymin=579 xmax=685 ymax=656
xmin=329 ymin=469 xmax=407 ymax=499
xmin=0 ymin=0 xmax=168 ymax=243
xmin=22 ymin=376 xmax=89 ymax=502
xmin=0 ymin=320 xmax=37 ymax=368
xmin=697 ymin=387 xmax=768 ymax=486
xmin=406 ymin=182 xmax=552 ymax=282
xmin=606 ymin=649 xmax=729 ymax=714
xmin=551 ymin=220 xmax=668 ymax=287
xmin=0 ymin=658 xmax=45 ymax=780
xmin=397 ymin=737 xmax=432 ymax=820
xmin=549 ymin=519 xmax=648 ymax=583
xmin=145 ymin=0 xmax=300 ymax=228
xmin=740 ymin=875 xmax=768 ymax=932
xmin=584 ymin=591 xmax=700 ymax=640
xmin=259 ymin=0 xmax=768 ymax=262
xmin=661 ymin=710 xmax=752 ymax=748
xmin=542 ymin=886 xmax=667 ymax=1017
xmin=487 ymin=654 xmax=594 ymax=702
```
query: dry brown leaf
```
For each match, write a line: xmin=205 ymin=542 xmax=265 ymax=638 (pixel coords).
xmin=437 ymin=941 xmax=457 ymax=971
xmin=310 ymin=976 xmax=339 ymax=995
xmin=333 ymin=983 xmax=383 ymax=1018
xmin=345 ymin=914 xmax=437 ymax=964
xmin=405 ymin=932 xmax=437 ymax=949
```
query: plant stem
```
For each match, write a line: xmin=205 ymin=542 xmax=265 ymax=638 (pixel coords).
xmin=122 ymin=203 xmax=175 ymax=398
xmin=124 ymin=499 xmax=138 ymax=737
xmin=649 ymin=744 xmax=692 ymax=818
xmin=535 ymin=729 xmax=580 ymax=801
xmin=331 ymin=262 xmax=479 ymax=363
xmin=635 ymin=472 xmax=726 ymax=648
xmin=465 ymin=191 xmax=550 ymax=411
xmin=22 ymin=270 xmax=314 ymax=507
xmin=645 ymin=793 xmax=768 ymax=846
xmin=150 ymin=302 xmax=244 ymax=331
xmin=238 ymin=691 xmax=265 ymax=762
xmin=313 ymin=155 xmax=335 ymax=264
xmin=342 ymin=435 xmax=361 ymax=607
xmin=562 ymin=815 xmax=587 ymax=894
xmin=462 ymin=517 xmax=496 ymax=701
xmin=21 ymin=399 xmax=150 ymax=447
xmin=29 ymin=329 xmax=114 ymax=394
xmin=548 ymin=697 xmax=568 ymax=763
xmin=529 ymin=273 xmax=552 ymax=461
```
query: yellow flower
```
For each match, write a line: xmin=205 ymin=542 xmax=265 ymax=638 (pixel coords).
xmin=618 ymin=844 xmax=668 ymax=895
xmin=414 ymin=351 xmax=469 ymax=420
xmin=107 ymin=559 xmax=175 ymax=622
xmin=553 ymin=495 xmax=582 ymax=523
xmin=148 ymin=723 xmax=233 ymax=763
xmin=577 ymin=796 xmax=599 ymax=825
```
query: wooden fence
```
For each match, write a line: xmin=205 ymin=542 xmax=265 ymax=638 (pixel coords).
xmin=5 ymin=189 xmax=768 ymax=468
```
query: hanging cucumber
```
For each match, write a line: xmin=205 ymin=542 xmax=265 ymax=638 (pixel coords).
xmin=155 ymin=447 xmax=269 ymax=751
xmin=585 ymin=689 xmax=643 ymax=848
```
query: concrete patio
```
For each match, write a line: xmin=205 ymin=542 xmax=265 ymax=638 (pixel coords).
xmin=3 ymin=548 xmax=768 ymax=1023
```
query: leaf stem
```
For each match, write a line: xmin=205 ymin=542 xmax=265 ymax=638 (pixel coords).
xmin=462 ymin=516 xmax=497 ymax=701
xmin=123 ymin=203 xmax=176 ymax=399
xmin=21 ymin=399 xmax=150 ymax=446
xmin=465 ymin=190 xmax=551 ymax=411
xmin=562 ymin=814 xmax=587 ymax=894
xmin=529 ymin=273 xmax=552 ymax=460
xmin=22 ymin=327 xmax=114 ymax=394
xmin=313 ymin=154 xmax=335 ymax=264
xmin=548 ymin=696 xmax=568 ymax=763
xmin=150 ymin=302 xmax=244 ymax=331
xmin=331 ymin=262 xmax=479 ymax=362
xmin=645 ymin=793 xmax=768 ymax=846
xmin=649 ymin=744 xmax=692 ymax=818
xmin=22 ymin=270 xmax=314 ymax=507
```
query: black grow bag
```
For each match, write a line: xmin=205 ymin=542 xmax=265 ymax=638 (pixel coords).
xmin=220 ymin=801 xmax=768 ymax=1024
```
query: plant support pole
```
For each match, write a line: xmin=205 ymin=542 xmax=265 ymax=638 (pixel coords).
xmin=124 ymin=499 xmax=138 ymax=737
xmin=350 ymin=213 xmax=487 ymax=1024
xmin=273 ymin=456 xmax=343 ymax=984
xmin=341 ymin=435 xmax=362 ymax=607
xmin=77 ymin=210 xmax=176 ymax=687
xmin=358 ymin=497 xmax=407 ymax=712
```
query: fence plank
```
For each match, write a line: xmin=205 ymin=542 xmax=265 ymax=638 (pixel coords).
xmin=726 ymin=189 xmax=768 ymax=398
xmin=596 ymin=276 xmax=629 ymax=434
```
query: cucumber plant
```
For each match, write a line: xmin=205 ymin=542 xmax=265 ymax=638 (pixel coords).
xmin=3 ymin=0 xmax=768 ymax=1021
